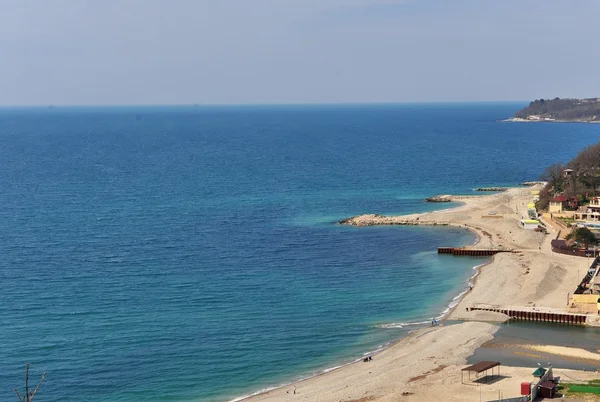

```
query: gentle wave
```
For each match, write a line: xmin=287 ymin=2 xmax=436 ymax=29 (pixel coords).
xmin=380 ymin=260 xmax=488 ymax=328
xmin=377 ymin=320 xmax=430 ymax=329
xmin=438 ymin=261 xmax=487 ymax=318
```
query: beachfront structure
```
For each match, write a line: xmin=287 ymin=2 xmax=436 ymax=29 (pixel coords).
xmin=527 ymin=203 xmax=537 ymax=219
xmin=575 ymin=197 xmax=600 ymax=222
xmin=548 ymin=195 xmax=568 ymax=213
xmin=520 ymin=219 xmax=540 ymax=230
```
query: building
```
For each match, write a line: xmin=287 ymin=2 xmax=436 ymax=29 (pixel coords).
xmin=521 ymin=219 xmax=540 ymax=230
xmin=575 ymin=197 xmax=600 ymax=222
xmin=549 ymin=195 xmax=568 ymax=213
xmin=527 ymin=203 xmax=537 ymax=219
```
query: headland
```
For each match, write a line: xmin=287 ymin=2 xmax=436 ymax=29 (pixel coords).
xmin=506 ymin=97 xmax=600 ymax=123
xmin=243 ymin=185 xmax=600 ymax=402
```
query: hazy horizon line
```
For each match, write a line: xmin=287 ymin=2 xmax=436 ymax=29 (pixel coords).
xmin=0 ymin=100 xmax=529 ymax=109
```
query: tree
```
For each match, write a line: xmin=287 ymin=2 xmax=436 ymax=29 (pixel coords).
xmin=569 ymin=142 xmax=600 ymax=196
xmin=541 ymin=163 xmax=565 ymax=193
xmin=566 ymin=227 xmax=598 ymax=250
xmin=14 ymin=363 xmax=45 ymax=402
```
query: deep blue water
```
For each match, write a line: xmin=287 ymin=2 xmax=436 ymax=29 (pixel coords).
xmin=0 ymin=104 xmax=598 ymax=401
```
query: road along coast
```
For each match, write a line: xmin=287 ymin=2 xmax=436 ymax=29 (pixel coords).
xmin=244 ymin=185 xmax=599 ymax=402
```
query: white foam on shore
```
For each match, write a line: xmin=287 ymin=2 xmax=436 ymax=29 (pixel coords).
xmin=436 ymin=261 xmax=488 ymax=319
xmin=228 ymin=355 xmax=374 ymax=401
xmin=377 ymin=320 xmax=430 ymax=329
xmin=229 ymin=386 xmax=281 ymax=402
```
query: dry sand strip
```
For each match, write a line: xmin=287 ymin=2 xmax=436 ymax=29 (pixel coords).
xmin=245 ymin=323 xmax=600 ymax=402
xmin=341 ymin=186 xmax=590 ymax=319
xmin=242 ymin=186 xmax=600 ymax=401
xmin=245 ymin=322 xmax=498 ymax=402
xmin=523 ymin=345 xmax=600 ymax=363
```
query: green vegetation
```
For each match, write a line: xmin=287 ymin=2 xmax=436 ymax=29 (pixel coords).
xmin=559 ymin=380 xmax=600 ymax=400
xmin=515 ymin=97 xmax=600 ymax=121
xmin=566 ymin=227 xmax=598 ymax=249
xmin=557 ymin=216 xmax=576 ymax=226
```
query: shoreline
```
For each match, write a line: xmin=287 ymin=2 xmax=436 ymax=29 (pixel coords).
xmin=500 ymin=117 xmax=600 ymax=124
xmin=231 ymin=241 xmax=487 ymax=402
xmin=239 ymin=185 xmax=599 ymax=401
xmin=230 ymin=199 xmax=487 ymax=402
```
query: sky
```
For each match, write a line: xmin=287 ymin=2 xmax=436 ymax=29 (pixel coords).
xmin=1 ymin=0 xmax=599 ymax=105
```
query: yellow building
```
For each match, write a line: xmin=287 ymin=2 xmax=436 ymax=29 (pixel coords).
xmin=549 ymin=195 xmax=567 ymax=213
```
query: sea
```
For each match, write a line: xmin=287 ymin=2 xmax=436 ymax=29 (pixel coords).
xmin=0 ymin=103 xmax=598 ymax=401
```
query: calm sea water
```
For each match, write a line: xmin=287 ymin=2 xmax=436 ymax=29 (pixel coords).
xmin=0 ymin=104 xmax=598 ymax=401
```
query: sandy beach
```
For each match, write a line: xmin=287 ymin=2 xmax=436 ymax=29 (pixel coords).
xmin=245 ymin=186 xmax=600 ymax=402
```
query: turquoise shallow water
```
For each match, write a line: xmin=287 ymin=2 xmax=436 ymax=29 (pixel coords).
xmin=0 ymin=104 xmax=598 ymax=401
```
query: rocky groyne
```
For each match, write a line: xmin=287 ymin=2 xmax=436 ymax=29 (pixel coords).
xmin=476 ymin=187 xmax=508 ymax=192
xmin=339 ymin=214 xmax=449 ymax=227
xmin=425 ymin=195 xmax=452 ymax=202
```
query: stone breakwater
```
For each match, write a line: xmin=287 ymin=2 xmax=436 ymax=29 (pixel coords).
xmin=425 ymin=194 xmax=483 ymax=202
xmin=338 ymin=214 xmax=449 ymax=227
xmin=425 ymin=195 xmax=452 ymax=202
xmin=476 ymin=187 xmax=508 ymax=192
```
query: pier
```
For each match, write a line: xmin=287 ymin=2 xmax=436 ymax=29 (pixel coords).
xmin=437 ymin=247 xmax=512 ymax=256
xmin=468 ymin=304 xmax=588 ymax=325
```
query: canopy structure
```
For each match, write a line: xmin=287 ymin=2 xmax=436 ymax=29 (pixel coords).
xmin=461 ymin=361 xmax=501 ymax=383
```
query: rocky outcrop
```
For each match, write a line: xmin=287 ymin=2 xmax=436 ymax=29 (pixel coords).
xmin=339 ymin=214 xmax=449 ymax=227
xmin=476 ymin=187 xmax=508 ymax=192
xmin=425 ymin=195 xmax=452 ymax=202
xmin=520 ymin=181 xmax=545 ymax=186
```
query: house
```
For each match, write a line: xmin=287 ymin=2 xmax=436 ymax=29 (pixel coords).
xmin=575 ymin=197 xmax=600 ymax=222
xmin=549 ymin=195 xmax=568 ymax=213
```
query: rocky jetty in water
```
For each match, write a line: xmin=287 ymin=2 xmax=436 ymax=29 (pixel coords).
xmin=520 ymin=181 xmax=545 ymax=186
xmin=425 ymin=195 xmax=452 ymax=202
xmin=476 ymin=187 xmax=508 ymax=192
xmin=338 ymin=214 xmax=449 ymax=227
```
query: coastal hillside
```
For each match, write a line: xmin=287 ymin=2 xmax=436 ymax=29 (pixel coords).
xmin=515 ymin=98 xmax=600 ymax=122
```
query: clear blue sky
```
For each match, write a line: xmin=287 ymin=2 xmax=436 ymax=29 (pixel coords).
xmin=1 ymin=0 xmax=599 ymax=105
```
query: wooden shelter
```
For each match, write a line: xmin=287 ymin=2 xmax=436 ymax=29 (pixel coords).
xmin=461 ymin=361 xmax=501 ymax=383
